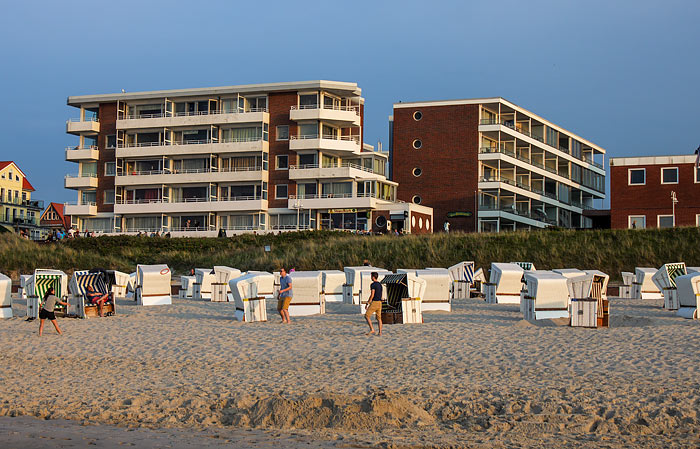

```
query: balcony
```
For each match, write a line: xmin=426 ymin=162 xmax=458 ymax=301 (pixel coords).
xmin=115 ymin=138 xmax=268 ymax=158
xmin=289 ymin=105 xmax=360 ymax=126
xmin=116 ymin=109 xmax=269 ymax=130
xmin=478 ymin=204 xmax=553 ymax=228
xmin=479 ymin=119 xmax=604 ymax=170
xmin=289 ymin=163 xmax=382 ymax=181
xmin=0 ymin=217 xmax=39 ymax=227
xmin=114 ymin=197 xmax=267 ymax=214
xmin=65 ymin=202 xmax=97 ymax=216
xmin=66 ymin=118 xmax=100 ymax=135
xmin=64 ymin=174 xmax=98 ymax=189
xmin=115 ymin=167 xmax=266 ymax=186
xmin=287 ymin=192 xmax=391 ymax=210
xmin=478 ymin=176 xmax=592 ymax=210
xmin=0 ymin=198 xmax=44 ymax=210
xmin=289 ymin=135 xmax=361 ymax=154
xmin=65 ymin=145 xmax=99 ymax=161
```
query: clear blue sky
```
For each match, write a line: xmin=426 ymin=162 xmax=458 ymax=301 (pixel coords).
xmin=1 ymin=0 xmax=698 ymax=207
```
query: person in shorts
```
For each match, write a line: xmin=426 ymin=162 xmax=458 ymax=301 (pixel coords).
xmin=38 ymin=287 xmax=68 ymax=336
xmin=277 ymin=268 xmax=293 ymax=324
xmin=364 ymin=272 xmax=383 ymax=336
xmin=86 ymin=285 xmax=110 ymax=317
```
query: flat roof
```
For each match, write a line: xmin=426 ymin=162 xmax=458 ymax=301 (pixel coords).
xmin=393 ymin=97 xmax=605 ymax=154
xmin=610 ymin=154 xmax=698 ymax=166
xmin=67 ymin=80 xmax=362 ymax=106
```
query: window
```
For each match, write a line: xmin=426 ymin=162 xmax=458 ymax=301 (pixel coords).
xmin=412 ymin=139 xmax=422 ymax=149
xmin=276 ymin=125 xmax=289 ymax=141
xmin=275 ymin=184 xmax=288 ymax=199
xmin=104 ymin=190 xmax=115 ymax=205
xmin=105 ymin=162 xmax=116 ymax=176
xmin=628 ymin=215 xmax=646 ymax=229
xmin=628 ymin=168 xmax=645 ymax=185
xmin=106 ymin=135 xmax=116 ymax=149
xmin=696 ymin=214 xmax=700 ymax=226
xmin=412 ymin=195 xmax=422 ymax=205
xmin=276 ymin=155 xmax=289 ymax=170
xmin=413 ymin=111 xmax=423 ymax=121
xmin=658 ymin=215 xmax=674 ymax=228
xmin=412 ymin=167 xmax=422 ymax=177
xmin=375 ymin=215 xmax=387 ymax=228
xmin=696 ymin=167 xmax=700 ymax=183
xmin=661 ymin=167 xmax=678 ymax=184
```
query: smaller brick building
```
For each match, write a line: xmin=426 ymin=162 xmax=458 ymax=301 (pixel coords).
xmin=610 ymin=155 xmax=700 ymax=228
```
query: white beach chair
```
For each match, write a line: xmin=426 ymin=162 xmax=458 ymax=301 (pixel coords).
xmin=381 ymin=272 xmax=427 ymax=324
xmin=26 ymin=269 xmax=68 ymax=319
xmin=485 ymin=263 xmax=524 ymax=304
xmin=633 ymin=267 xmax=663 ymax=300
xmin=552 ymin=268 xmax=586 ymax=280
xmin=229 ymin=272 xmax=274 ymax=322
xmin=567 ymin=271 xmax=610 ymax=328
xmin=18 ymin=274 xmax=32 ymax=299
xmin=0 ymin=273 xmax=12 ymax=319
xmin=405 ymin=269 xmax=451 ymax=312
xmin=193 ymin=268 xmax=215 ymax=300
xmin=108 ymin=270 xmax=130 ymax=299
xmin=521 ymin=271 xmax=569 ymax=321
xmin=472 ymin=267 xmax=486 ymax=297
xmin=179 ymin=276 xmax=196 ymax=299
xmin=652 ymin=263 xmax=687 ymax=310
xmin=126 ymin=272 xmax=136 ymax=298
xmin=343 ymin=266 xmax=381 ymax=305
xmin=676 ymin=272 xmax=700 ymax=319
xmin=687 ymin=267 xmax=700 ymax=274
xmin=446 ymin=262 xmax=475 ymax=300
xmin=288 ymin=271 xmax=324 ymax=316
xmin=135 ymin=264 xmax=172 ymax=306
xmin=619 ymin=271 xmax=635 ymax=299
xmin=320 ymin=270 xmax=345 ymax=303
xmin=67 ymin=270 xmax=116 ymax=318
xmin=211 ymin=266 xmax=241 ymax=302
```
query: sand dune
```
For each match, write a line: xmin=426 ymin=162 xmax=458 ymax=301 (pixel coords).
xmin=1 ymin=296 xmax=699 ymax=448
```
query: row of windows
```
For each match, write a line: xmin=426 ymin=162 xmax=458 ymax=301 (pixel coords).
xmin=628 ymin=167 xmax=699 ymax=185
xmin=628 ymin=214 xmax=700 ymax=228
xmin=1 ymin=171 xmax=20 ymax=182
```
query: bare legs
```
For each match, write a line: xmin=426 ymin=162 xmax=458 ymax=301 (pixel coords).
xmin=279 ymin=308 xmax=291 ymax=324
xmin=365 ymin=314 xmax=382 ymax=336
xmin=38 ymin=318 xmax=62 ymax=336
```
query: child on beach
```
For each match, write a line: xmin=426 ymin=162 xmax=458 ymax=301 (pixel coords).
xmin=38 ymin=287 xmax=68 ymax=336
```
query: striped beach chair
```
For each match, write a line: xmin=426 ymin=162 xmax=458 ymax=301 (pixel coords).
xmin=26 ymin=269 xmax=68 ymax=320
xmin=68 ymin=270 xmax=115 ymax=318
xmin=0 ymin=273 xmax=11 ymax=319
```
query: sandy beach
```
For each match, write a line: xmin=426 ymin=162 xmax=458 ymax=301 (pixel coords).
xmin=1 ymin=295 xmax=699 ymax=448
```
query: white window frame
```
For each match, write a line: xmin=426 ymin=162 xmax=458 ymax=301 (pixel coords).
xmin=657 ymin=214 xmax=674 ymax=228
xmin=105 ymin=162 xmax=116 ymax=176
xmin=276 ymin=125 xmax=289 ymax=141
xmin=660 ymin=167 xmax=678 ymax=185
xmin=275 ymin=184 xmax=288 ymax=199
xmin=628 ymin=168 xmax=646 ymax=185
xmin=104 ymin=190 xmax=115 ymax=205
xmin=628 ymin=215 xmax=646 ymax=229
xmin=275 ymin=155 xmax=289 ymax=170
xmin=695 ymin=167 xmax=700 ymax=184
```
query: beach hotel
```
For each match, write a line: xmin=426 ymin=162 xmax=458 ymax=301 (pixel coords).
xmin=64 ymin=81 xmax=432 ymax=235
xmin=390 ymin=98 xmax=607 ymax=232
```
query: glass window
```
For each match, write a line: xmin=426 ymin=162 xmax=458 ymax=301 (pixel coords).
xmin=628 ymin=215 xmax=645 ymax=229
xmin=299 ymin=123 xmax=318 ymax=138
xmin=658 ymin=215 xmax=674 ymax=228
xmin=298 ymin=154 xmax=317 ymax=166
xmin=275 ymin=184 xmax=288 ymax=199
xmin=106 ymin=135 xmax=116 ymax=148
xmin=661 ymin=167 xmax=678 ymax=184
xmin=297 ymin=183 xmax=317 ymax=197
xmin=105 ymin=162 xmax=116 ymax=176
xmin=628 ymin=169 xmax=645 ymax=185
xmin=81 ymin=162 xmax=97 ymax=176
xmin=276 ymin=155 xmax=289 ymax=170
xmin=104 ymin=190 xmax=115 ymax=204
xmin=222 ymin=127 xmax=262 ymax=142
xmin=276 ymin=125 xmax=289 ymax=141
xmin=299 ymin=94 xmax=318 ymax=108
xmin=81 ymin=191 xmax=97 ymax=204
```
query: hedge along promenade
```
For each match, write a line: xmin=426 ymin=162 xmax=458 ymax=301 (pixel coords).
xmin=1 ymin=227 xmax=699 ymax=281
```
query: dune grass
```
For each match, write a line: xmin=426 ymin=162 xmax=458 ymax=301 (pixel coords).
xmin=1 ymin=227 xmax=699 ymax=280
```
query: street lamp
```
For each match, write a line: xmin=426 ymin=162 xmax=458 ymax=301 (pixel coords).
xmin=671 ymin=191 xmax=678 ymax=227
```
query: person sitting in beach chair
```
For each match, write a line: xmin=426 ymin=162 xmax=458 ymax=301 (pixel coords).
xmin=86 ymin=285 xmax=110 ymax=317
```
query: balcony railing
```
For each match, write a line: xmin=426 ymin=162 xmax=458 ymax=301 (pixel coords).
xmin=290 ymin=134 xmax=360 ymax=143
xmin=0 ymin=198 xmax=44 ymax=209
xmin=65 ymin=145 xmax=99 ymax=151
xmin=65 ymin=173 xmax=98 ymax=178
xmin=479 ymin=176 xmax=593 ymax=210
xmin=290 ymin=104 xmax=359 ymax=115
xmin=117 ymin=137 xmax=263 ymax=148
xmin=65 ymin=201 xmax=97 ymax=206
xmin=117 ymin=196 xmax=262 ymax=205
xmin=117 ymin=166 xmax=263 ymax=176
xmin=123 ymin=108 xmax=268 ymax=120
xmin=478 ymin=203 xmax=556 ymax=225
xmin=0 ymin=217 xmax=39 ymax=226
xmin=289 ymin=162 xmax=377 ymax=174
xmin=479 ymin=119 xmax=603 ymax=169
xmin=67 ymin=117 xmax=99 ymax=123
xmin=289 ymin=192 xmax=392 ymax=201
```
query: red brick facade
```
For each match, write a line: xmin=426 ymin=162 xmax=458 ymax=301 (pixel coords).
xmin=268 ymin=92 xmax=297 ymax=209
xmin=392 ymin=104 xmax=479 ymax=232
xmin=610 ymin=160 xmax=700 ymax=228
xmin=97 ymin=102 xmax=116 ymax=213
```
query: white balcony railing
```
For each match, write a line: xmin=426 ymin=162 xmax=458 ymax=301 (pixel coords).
xmin=65 ymin=173 xmax=98 ymax=178
xmin=65 ymin=145 xmax=99 ymax=151
xmin=67 ymin=117 xmax=99 ymax=123
xmin=290 ymin=104 xmax=359 ymax=115
xmin=123 ymin=108 xmax=268 ymax=120
xmin=117 ymin=196 xmax=262 ymax=205
xmin=289 ymin=162 xmax=376 ymax=174
xmin=117 ymin=166 xmax=263 ymax=176
xmin=290 ymin=134 xmax=360 ymax=143
xmin=289 ymin=192 xmax=383 ymax=200
xmin=117 ymin=137 xmax=263 ymax=149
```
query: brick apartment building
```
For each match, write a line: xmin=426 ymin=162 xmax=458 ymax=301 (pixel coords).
xmin=64 ymin=80 xmax=432 ymax=235
xmin=610 ymin=155 xmax=700 ymax=228
xmin=390 ymin=98 xmax=606 ymax=232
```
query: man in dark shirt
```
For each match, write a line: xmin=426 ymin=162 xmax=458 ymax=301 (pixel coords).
xmin=364 ymin=272 xmax=383 ymax=336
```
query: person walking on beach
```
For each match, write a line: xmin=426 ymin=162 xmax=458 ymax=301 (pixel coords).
xmin=38 ymin=287 xmax=68 ymax=336
xmin=278 ymin=268 xmax=293 ymax=324
xmin=364 ymin=272 xmax=383 ymax=336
